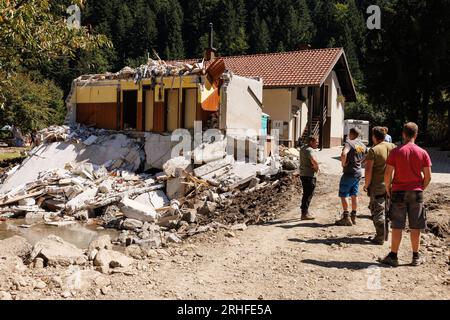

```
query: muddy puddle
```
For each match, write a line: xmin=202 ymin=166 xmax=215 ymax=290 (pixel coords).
xmin=0 ymin=219 xmax=119 ymax=249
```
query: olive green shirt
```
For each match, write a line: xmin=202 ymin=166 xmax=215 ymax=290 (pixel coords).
xmin=366 ymin=141 xmax=395 ymax=194
xmin=300 ymin=146 xmax=317 ymax=177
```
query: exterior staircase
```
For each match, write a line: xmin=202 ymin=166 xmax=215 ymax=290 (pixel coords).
xmin=300 ymin=116 xmax=321 ymax=141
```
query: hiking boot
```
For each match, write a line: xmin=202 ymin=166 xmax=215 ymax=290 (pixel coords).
xmin=335 ymin=213 xmax=353 ymax=226
xmin=369 ymin=235 xmax=384 ymax=245
xmin=411 ymin=254 xmax=425 ymax=266
xmin=378 ymin=254 xmax=399 ymax=267
xmin=350 ymin=212 xmax=357 ymax=225
xmin=301 ymin=212 xmax=315 ymax=220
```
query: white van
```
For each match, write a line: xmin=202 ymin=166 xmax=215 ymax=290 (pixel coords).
xmin=344 ymin=119 xmax=370 ymax=145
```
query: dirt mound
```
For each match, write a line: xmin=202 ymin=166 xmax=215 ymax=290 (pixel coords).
xmin=197 ymin=173 xmax=299 ymax=225
xmin=426 ymin=191 xmax=450 ymax=211
xmin=425 ymin=185 xmax=450 ymax=237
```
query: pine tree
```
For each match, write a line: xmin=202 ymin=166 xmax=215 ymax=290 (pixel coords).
xmin=311 ymin=0 xmax=338 ymax=48
xmin=129 ymin=0 xmax=157 ymax=60
xmin=153 ymin=0 xmax=185 ymax=60
xmin=334 ymin=1 xmax=363 ymax=84
xmin=295 ymin=0 xmax=315 ymax=45
xmin=248 ymin=8 xmax=271 ymax=53
xmin=285 ymin=5 xmax=301 ymax=50
xmin=215 ymin=0 xmax=249 ymax=55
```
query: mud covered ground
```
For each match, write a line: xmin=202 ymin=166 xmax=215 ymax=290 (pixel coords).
xmin=0 ymin=174 xmax=449 ymax=300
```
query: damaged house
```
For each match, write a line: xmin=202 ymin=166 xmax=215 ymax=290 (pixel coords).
xmin=65 ymin=56 xmax=265 ymax=168
xmin=177 ymin=47 xmax=357 ymax=149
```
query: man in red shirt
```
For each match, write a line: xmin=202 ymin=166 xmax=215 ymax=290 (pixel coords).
xmin=380 ymin=122 xmax=432 ymax=267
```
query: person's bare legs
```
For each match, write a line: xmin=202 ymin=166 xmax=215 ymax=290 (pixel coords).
xmin=410 ymin=229 xmax=421 ymax=253
xmin=391 ymin=229 xmax=403 ymax=253
xmin=351 ymin=196 xmax=357 ymax=212
xmin=340 ymin=197 xmax=348 ymax=212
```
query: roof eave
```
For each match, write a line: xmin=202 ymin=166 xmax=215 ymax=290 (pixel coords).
xmin=318 ymin=48 xmax=357 ymax=102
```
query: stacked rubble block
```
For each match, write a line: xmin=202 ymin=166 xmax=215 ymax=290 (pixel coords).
xmin=0 ymin=123 xmax=302 ymax=251
xmin=279 ymin=145 xmax=300 ymax=171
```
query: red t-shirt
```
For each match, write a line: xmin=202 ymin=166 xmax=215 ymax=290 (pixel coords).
xmin=386 ymin=143 xmax=432 ymax=191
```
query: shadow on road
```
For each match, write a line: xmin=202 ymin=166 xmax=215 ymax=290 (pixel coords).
xmin=301 ymin=259 xmax=389 ymax=270
xmin=355 ymin=214 xmax=373 ymax=220
xmin=260 ymin=218 xmax=302 ymax=226
xmin=278 ymin=222 xmax=336 ymax=229
xmin=288 ymin=236 xmax=374 ymax=245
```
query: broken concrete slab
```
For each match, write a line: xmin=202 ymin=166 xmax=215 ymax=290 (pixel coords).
xmin=65 ymin=187 xmax=98 ymax=214
xmin=83 ymin=135 xmax=98 ymax=146
xmin=166 ymin=177 xmax=187 ymax=200
xmin=120 ymin=197 xmax=158 ymax=222
xmin=193 ymin=136 xmax=228 ymax=164
xmin=124 ymin=244 xmax=146 ymax=259
xmin=98 ymin=179 xmax=113 ymax=194
xmin=122 ymin=218 xmax=144 ymax=230
xmin=93 ymin=249 xmax=133 ymax=269
xmin=88 ymin=235 xmax=112 ymax=257
xmin=163 ymin=156 xmax=192 ymax=177
xmin=281 ymin=158 xmax=298 ymax=170
xmin=193 ymin=155 xmax=234 ymax=178
xmin=30 ymin=235 xmax=87 ymax=267
xmin=45 ymin=221 xmax=77 ymax=227
xmin=144 ymin=133 xmax=173 ymax=170
xmin=0 ymin=142 xmax=79 ymax=194
xmin=18 ymin=198 xmax=36 ymax=206
xmin=166 ymin=233 xmax=182 ymax=243
xmin=1 ymin=131 xmax=145 ymax=195
xmin=133 ymin=190 xmax=169 ymax=209
xmin=0 ymin=235 xmax=32 ymax=259
xmin=64 ymin=269 xmax=110 ymax=291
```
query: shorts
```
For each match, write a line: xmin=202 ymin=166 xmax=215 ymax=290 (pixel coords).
xmin=390 ymin=191 xmax=426 ymax=230
xmin=338 ymin=175 xmax=360 ymax=198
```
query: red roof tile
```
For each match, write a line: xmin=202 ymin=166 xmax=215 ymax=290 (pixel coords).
xmin=177 ymin=48 xmax=342 ymax=87
xmin=173 ymin=48 xmax=356 ymax=101
xmin=222 ymin=48 xmax=343 ymax=87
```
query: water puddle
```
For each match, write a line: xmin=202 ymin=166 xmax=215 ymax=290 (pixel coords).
xmin=0 ymin=219 xmax=119 ymax=249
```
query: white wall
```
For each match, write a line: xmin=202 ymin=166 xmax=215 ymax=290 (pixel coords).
xmin=325 ymin=71 xmax=345 ymax=143
xmin=221 ymin=74 xmax=263 ymax=137
xmin=291 ymin=87 xmax=309 ymax=141
xmin=262 ymin=88 xmax=291 ymax=141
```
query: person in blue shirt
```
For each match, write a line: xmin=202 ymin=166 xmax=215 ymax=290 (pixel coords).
xmin=383 ymin=127 xmax=392 ymax=143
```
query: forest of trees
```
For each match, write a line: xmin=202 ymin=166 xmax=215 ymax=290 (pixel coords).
xmin=1 ymin=0 xmax=449 ymax=145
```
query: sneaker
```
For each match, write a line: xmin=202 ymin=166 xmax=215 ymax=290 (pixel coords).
xmin=335 ymin=214 xmax=353 ymax=226
xmin=411 ymin=254 xmax=425 ymax=266
xmin=350 ymin=212 xmax=357 ymax=225
xmin=301 ymin=213 xmax=315 ymax=220
xmin=378 ymin=254 xmax=399 ymax=267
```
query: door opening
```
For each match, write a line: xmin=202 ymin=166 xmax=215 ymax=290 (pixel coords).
xmin=122 ymin=90 xmax=137 ymax=130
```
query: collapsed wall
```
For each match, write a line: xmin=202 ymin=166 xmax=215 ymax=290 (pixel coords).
xmin=0 ymin=127 xmax=144 ymax=194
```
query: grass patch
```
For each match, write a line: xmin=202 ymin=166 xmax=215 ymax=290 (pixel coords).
xmin=0 ymin=151 xmax=22 ymax=161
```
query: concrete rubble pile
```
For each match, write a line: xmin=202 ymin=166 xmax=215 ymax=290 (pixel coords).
xmin=0 ymin=125 xmax=300 ymax=252
xmin=279 ymin=145 xmax=300 ymax=171
xmin=74 ymin=58 xmax=208 ymax=85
